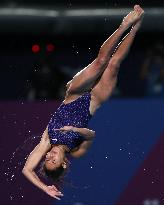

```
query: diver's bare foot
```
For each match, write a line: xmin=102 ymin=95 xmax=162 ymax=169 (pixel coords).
xmin=121 ymin=5 xmax=144 ymax=30
xmin=132 ymin=5 xmax=144 ymax=31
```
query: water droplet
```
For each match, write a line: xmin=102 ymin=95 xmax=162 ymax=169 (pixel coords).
xmin=10 ymin=195 xmax=13 ymax=200
xmin=11 ymin=174 xmax=14 ymax=179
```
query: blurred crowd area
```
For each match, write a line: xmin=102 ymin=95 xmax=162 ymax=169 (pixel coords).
xmin=0 ymin=32 xmax=164 ymax=101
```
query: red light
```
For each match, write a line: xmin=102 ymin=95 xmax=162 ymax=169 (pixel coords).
xmin=46 ymin=44 xmax=55 ymax=52
xmin=32 ymin=44 xmax=40 ymax=53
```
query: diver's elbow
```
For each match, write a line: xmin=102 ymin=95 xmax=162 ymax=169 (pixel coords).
xmin=92 ymin=131 xmax=96 ymax=138
xmin=22 ymin=167 xmax=27 ymax=175
xmin=22 ymin=167 xmax=30 ymax=176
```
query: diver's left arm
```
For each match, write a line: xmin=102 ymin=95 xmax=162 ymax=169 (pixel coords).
xmin=56 ymin=126 xmax=96 ymax=158
xmin=56 ymin=126 xmax=95 ymax=140
xmin=73 ymin=127 xmax=95 ymax=140
xmin=70 ymin=140 xmax=94 ymax=158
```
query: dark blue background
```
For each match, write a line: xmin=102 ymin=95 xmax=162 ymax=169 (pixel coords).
xmin=57 ymin=99 xmax=164 ymax=205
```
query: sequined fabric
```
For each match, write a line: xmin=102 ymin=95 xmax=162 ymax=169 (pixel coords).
xmin=47 ymin=92 xmax=92 ymax=150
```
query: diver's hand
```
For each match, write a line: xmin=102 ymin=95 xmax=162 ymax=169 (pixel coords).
xmin=54 ymin=126 xmax=74 ymax=132
xmin=44 ymin=185 xmax=64 ymax=200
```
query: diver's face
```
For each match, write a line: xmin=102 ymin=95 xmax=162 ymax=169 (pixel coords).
xmin=45 ymin=146 xmax=65 ymax=170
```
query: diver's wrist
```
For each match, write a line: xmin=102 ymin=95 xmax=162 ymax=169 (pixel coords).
xmin=72 ymin=127 xmax=77 ymax=132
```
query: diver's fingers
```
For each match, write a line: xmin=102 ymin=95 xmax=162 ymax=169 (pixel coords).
xmin=52 ymin=185 xmax=59 ymax=191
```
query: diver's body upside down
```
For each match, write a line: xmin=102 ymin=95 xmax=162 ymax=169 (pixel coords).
xmin=22 ymin=5 xmax=144 ymax=200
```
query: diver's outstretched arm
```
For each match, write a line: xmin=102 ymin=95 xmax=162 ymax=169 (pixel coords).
xmin=22 ymin=128 xmax=63 ymax=200
xmin=66 ymin=8 xmax=140 ymax=95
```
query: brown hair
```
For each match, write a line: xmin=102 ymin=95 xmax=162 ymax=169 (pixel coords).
xmin=39 ymin=158 xmax=70 ymax=186
xmin=43 ymin=164 xmax=66 ymax=183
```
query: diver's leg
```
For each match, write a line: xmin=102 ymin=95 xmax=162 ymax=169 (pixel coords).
xmin=67 ymin=7 xmax=142 ymax=95
xmin=91 ymin=6 xmax=144 ymax=109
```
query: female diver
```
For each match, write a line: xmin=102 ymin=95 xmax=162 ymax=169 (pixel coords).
xmin=22 ymin=5 xmax=144 ymax=200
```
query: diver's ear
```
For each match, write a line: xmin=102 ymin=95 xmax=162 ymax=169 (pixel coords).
xmin=62 ymin=162 xmax=67 ymax=169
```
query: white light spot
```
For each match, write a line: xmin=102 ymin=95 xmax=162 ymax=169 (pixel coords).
xmin=52 ymin=138 xmax=57 ymax=142
xmin=10 ymin=196 xmax=13 ymax=200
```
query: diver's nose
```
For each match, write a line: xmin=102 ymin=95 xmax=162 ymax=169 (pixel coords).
xmin=46 ymin=152 xmax=51 ymax=158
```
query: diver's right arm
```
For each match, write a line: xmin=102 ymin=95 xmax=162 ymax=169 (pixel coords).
xmin=22 ymin=127 xmax=63 ymax=200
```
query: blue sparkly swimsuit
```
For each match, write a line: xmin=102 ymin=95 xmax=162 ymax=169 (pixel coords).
xmin=47 ymin=92 xmax=92 ymax=151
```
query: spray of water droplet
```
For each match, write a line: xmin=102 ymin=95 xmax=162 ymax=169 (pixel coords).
xmin=5 ymin=134 xmax=41 ymax=201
